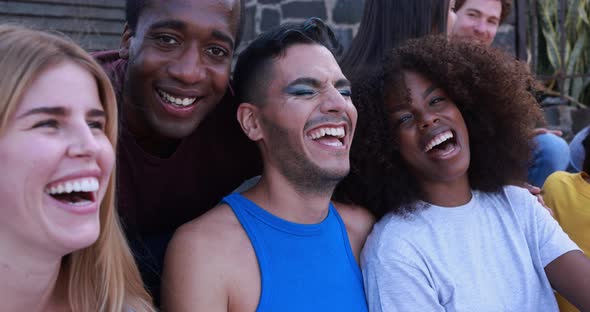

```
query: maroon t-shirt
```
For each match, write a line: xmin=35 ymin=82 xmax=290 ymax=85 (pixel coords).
xmin=94 ymin=50 xmax=261 ymax=236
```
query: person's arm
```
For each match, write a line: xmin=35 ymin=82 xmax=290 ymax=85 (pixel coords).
xmin=333 ymin=202 xmax=375 ymax=263
xmin=526 ymin=187 xmax=590 ymax=310
xmin=161 ymin=222 xmax=229 ymax=312
xmin=545 ymin=250 xmax=590 ymax=311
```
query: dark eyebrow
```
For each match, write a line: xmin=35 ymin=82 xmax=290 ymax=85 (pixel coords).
xmin=148 ymin=20 xmax=186 ymax=32
xmin=335 ymin=79 xmax=351 ymax=88
xmin=466 ymin=8 xmax=482 ymax=15
xmin=421 ymin=84 xmax=437 ymax=99
xmin=212 ymin=29 xmax=235 ymax=49
xmin=148 ymin=20 xmax=235 ymax=49
xmin=17 ymin=106 xmax=66 ymax=119
xmin=285 ymin=77 xmax=322 ymax=89
xmin=88 ymin=109 xmax=106 ymax=118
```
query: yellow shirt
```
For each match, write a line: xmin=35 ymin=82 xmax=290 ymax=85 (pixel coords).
xmin=543 ymin=171 xmax=590 ymax=312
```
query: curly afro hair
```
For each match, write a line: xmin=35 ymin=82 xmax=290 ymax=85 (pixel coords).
xmin=334 ymin=35 xmax=543 ymax=218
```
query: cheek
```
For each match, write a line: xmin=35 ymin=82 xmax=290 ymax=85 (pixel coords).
xmin=209 ymin=63 xmax=231 ymax=92
xmin=98 ymin=139 xmax=116 ymax=178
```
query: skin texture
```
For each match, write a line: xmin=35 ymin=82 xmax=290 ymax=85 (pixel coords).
xmin=390 ymin=71 xmax=471 ymax=206
xmin=161 ymin=43 xmax=373 ymax=312
xmin=0 ymin=61 xmax=114 ymax=311
xmin=120 ymin=0 xmax=239 ymax=156
xmin=451 ymin=0 xmax=502 ymax=46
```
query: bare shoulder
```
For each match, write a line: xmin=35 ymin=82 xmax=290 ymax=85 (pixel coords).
xmin=333 ymin=201 xmax=376 ymax=262
xmin=162 ymin=203 xmax=257 ymax=311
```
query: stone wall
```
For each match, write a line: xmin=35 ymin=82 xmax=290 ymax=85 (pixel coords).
xmin=241 ymin=0 xmax=365 ymax=51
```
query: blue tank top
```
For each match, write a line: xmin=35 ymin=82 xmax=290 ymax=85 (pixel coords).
xmin=223 ymin=193 xmax=368 ymax=312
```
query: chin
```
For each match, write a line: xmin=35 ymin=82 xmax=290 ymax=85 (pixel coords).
xmin=52 ymin=223 xmax=101 ymax=254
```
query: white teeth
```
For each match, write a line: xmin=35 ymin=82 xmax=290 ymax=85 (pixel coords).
xmin=424 ymin=131 xmax=454 ymax=152
xmin=307 ymin=126 xmax=345 ymax=140
xmin=158 ymin=89 xmax=197 ymax=107
xmin=45 ymin=177 xmax=100 ymax=195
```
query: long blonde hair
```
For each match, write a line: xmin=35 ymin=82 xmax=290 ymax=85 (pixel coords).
xmin=0 ymin=24 xmax=154 ymax=312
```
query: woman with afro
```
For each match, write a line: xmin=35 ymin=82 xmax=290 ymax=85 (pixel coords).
xmin=335 ymin=36 xmax=590 ymax=311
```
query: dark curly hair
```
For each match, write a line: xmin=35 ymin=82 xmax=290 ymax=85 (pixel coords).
xmin=455 ymin=0 xmax=513 ymax=24
xmin=335 ymin=35 xmax=543 ymax=218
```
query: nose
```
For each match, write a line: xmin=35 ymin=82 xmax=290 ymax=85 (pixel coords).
xmin=473 ymin=20 xmax=487 ymax=35
xmin=320 ymin=87 xmax=349 ymax=115
xmin=66 ymin=124 xmax=100 ymax=158
xmin=168 ymin=44 xmax=207 ymax=85
xmin=419 ymin=111 xmax=440 ymax=130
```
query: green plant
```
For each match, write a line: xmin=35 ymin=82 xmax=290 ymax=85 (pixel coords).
xmin=533 ymin=0 xmax=590 ymax=107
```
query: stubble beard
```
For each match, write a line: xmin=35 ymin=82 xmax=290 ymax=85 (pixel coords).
xmin=263 ymin=116 xmax=349 ymax=197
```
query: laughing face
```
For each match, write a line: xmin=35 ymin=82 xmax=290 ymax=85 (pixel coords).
xmin=389 ymin=71 xmax=470 ymax=190
xmin=0 ymin=61 xmax=115 ymax=255
xmin=122 ymin=0 xmax=239 ymax=142
xmin=256 ymin=44 xmax=357 ymax=193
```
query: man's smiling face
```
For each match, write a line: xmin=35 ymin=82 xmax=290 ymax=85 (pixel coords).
xmin=122 ymin=0 xmax=239 ymax=140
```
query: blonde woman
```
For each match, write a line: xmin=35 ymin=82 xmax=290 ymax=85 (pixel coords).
xmin=0 ymin=25 xmax=154 ymax=312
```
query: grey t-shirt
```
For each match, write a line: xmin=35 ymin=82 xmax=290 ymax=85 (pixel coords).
xmin=361 ymin=186 xmax=579 ymax=312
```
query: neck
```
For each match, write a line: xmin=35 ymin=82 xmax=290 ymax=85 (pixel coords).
xmin=0 ymin=239 xmax=65 ymax=312
xmin=243 ymin=168 xmax=336 ymax=224
xmin=420 ymin=176 xmax=472 ymax=207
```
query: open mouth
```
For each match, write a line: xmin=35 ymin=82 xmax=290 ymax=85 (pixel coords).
xmin=45 ymin=177 xmax=98 ymax=205
xmin=424 ymin=130 xmax=457 ymax=154
xmin=307 ymin=126 xmax=346 ymax=147
xmin=157 ymin=89 xmax=201 ymax=107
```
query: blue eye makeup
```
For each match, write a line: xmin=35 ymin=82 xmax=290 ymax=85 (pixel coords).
xmin=285 ymin=85 xmax=316 ymax=96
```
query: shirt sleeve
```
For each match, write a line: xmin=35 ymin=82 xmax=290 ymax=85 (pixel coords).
xmin=363 ymin=254 xmax=445 ymax=312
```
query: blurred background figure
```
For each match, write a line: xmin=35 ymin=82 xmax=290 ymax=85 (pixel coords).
xmin=543 ymin=128 xmax=590 ymax=312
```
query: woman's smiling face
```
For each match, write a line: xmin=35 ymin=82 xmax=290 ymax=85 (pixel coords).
xmin=0 ymin=61 xmax=115 ymax=255
xmin=389 ymin=71 xmax=470 ymax=190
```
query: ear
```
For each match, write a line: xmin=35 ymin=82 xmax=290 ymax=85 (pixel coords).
xmin=237 ymin=103 xmax=263 ymax=141
xmin=119 ymin=23 xmax=132 ymax=60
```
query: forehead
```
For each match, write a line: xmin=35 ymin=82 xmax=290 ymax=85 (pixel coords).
xmin=139 ymin=0 xmax=239 ymax=35
xmin=16 ymin=62 xmax=101 ymax=113
xmin=271 ymin=44 xmax=343 ymax=84
xmin=459 ymin=0 xmax=501 ymax=17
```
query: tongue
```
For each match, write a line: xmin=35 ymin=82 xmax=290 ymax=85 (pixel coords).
xmin=315 ymin=136 xmax=343 ymax=147
xmin=52 ymin=192 xmax=91 ymax=204
xmin=427 ymin=141 xmax=455 ymax=157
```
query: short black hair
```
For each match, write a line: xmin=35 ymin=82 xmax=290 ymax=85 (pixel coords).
xmin=583 ymin=129 xmax=590 ymax=174
xmin=125 ymin=0 xmax=246 ymax=49
xmin=233 ymin=17 xmax=342 ymax=106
